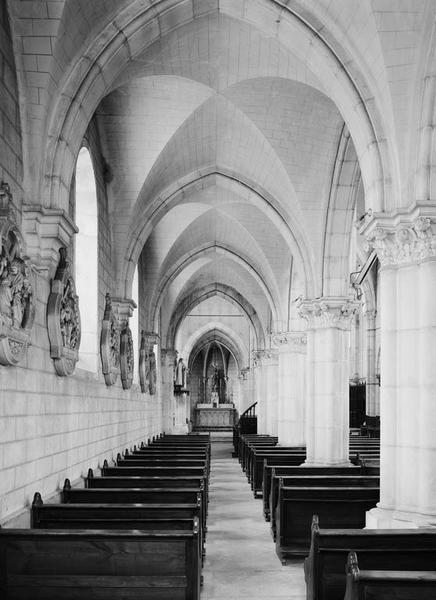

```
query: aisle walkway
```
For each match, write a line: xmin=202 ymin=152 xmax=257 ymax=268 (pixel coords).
xmin=201 ymin=441 xmax=306 ymax=600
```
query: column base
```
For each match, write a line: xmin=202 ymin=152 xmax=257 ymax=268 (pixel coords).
xmin=366 ymin=507 xmax=436 ymax=529
xmin=303 ymin=459 xmax=352 ymax=467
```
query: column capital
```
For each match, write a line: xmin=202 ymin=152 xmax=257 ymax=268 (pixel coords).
xmin=252 ymin=348 xmax=278 ymax=367
xmin=21 ymin=204 xmax=78 ymax=272
xmin=359 ymin=203 xmax=436 ymax=268
xmin=297 ymin=297 xmax=358 ymax=330
xmin=271 ymin=331 xmax=307 ymax=353
xmin=111 ymin=297 xmax=137 ymax=325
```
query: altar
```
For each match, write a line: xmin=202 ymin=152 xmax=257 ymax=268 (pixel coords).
xmin=194 ymin=403 xmax=236 ymax=431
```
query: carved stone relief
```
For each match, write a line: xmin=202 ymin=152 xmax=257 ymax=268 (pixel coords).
xmin=297 ymin=297 xmax=358 ymax=330
xmin=120 ymin=323 xmax=134 ymax=390
xmin=139 ymin=331 xmax=159 ymax=395
xmin=47 ymin=247 xmax=81 ymax=376
xmin=139 ymin=331 xmax=149 ymax=393
xmin=0 ymin=182 xmax=35 ymax=366
xmin=100 ymin=293 xmax=120 ymax=386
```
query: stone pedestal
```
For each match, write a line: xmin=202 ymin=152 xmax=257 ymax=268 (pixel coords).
xmin=194 ymin=404 xmax=236 ymax=430
xmin=298 ymin=297 xmax=358 ymax=466
xmin=272 ymin=332 xmax=306 ymax=446
xmin=362 ymin=206 xmax=436 ymax=527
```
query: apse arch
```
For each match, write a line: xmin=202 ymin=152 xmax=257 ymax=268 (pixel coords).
xmin=166 ymin=283 xmax=266 ymax=350
xmin=42 ymin=0 xmax=391 ymax=220
xmin=181 ymin=323 xmax=249 ymax=373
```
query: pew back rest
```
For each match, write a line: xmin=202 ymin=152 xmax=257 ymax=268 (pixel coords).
xmin=0 ymin=526 xmax=200 ymax=600
xmin=305 ymin=518 xmax=436 ymax=600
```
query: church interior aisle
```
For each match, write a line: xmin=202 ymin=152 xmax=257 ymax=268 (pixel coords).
xmin=201 ymin=440 xmax=305 ymax=600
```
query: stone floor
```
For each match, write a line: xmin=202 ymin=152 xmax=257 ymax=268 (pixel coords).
xmin=200 ymin=441 xmax=306 ymax=599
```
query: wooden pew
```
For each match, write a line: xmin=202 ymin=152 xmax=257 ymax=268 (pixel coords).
xmin=249 ymin=451 xmax=306 ymax=495
xmin=102 ymin=460 xmax=207 ymax=479
xmin=62 ymin=481 xmax=207 ymax=536
xmin=304 ymin=516 xmax=436 ymax=600
xmin=87 ymin=472 xmax=208 ymax=515
xmin=32 ymin=492 xmax=206 ymax=565
xmin=262 ymin=464 xmax=364 ymax=521
xmin=343 ymin=551 xmax=436 ymax=600
xmin=269 ymin=475 xmax=379 ymax=541
xmin=117 ymin=456 xmax=207 ymax=468
xmin=0 ymin=524 xmax=201 ymax=599
xmin=238 ymin=435 xmax=278 ymax=467
xmin=275 ymin=483 xmax=379 ymax=563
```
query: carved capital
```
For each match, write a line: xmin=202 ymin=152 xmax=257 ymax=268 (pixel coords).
xmin=239 ymin=367 xmax=250 ymax=380
xmin=47 ymin=247 xmax=81 ymax=376
xmin=364 ymin=308 xmax=377 ymax=321
xmin=271 ymin=331 xmax=307 ymax=353
xmin=0 ymin=182 xmax=35 ymax=366
xmin=252 ymin=349 xmax=278 ymax=367
xmin=297 ymin=297 xmax=358 ymax=330
xmin=21 ymin=205 xmax=78 ymax=272
xmin=360 ymin=203 xmax=436 ymax=268
xmin=100 ymin=293 xmax=120 ymax=386
xmin=111 ymin=297 xmax=137 ymax=325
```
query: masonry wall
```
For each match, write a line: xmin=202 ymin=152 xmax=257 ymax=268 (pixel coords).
xmin=0 ymin=3 xmax=22 ymax=195
xmin=0 ymin=122 xmax=164 ymax=530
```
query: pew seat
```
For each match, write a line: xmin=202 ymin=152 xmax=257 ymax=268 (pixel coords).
xmin=304 ymin=516 xmax=436 ymax=600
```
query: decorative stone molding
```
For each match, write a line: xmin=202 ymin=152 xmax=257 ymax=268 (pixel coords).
xmin=100 ymin=293 xmax=120 ymax=386
xmin=110 ymin=297 xmax=137 ymax=391
xmin=239 ymin=367 xmax=249 ymax=380
xmin=297 ymin=297 xmax=358 ymax=330
xmin=252 ymin=349 xmax=278 ymax=368
xmin=363 ymin=308 xmax=377 ymax=321
xmin=139 ymin=331 xmax=159 ymax=395
xmin=0 ymin=182 xmax=35 ymax=366
xmin=271 ymin=331 xmax=307 ymax=353
xmin=21 ymin=205 xmax=78 ymax=271
xmin=47 ymin=247 xmax=81 ymax=376
xmin=359 ymin=203 xmax=436 ymax=268
xmin=120 ymin=324 xmax=134 ymax=390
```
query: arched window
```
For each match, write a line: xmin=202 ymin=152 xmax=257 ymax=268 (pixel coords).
xmin=75 ymin=146 xmax=98 ymax=372
xmin=131 ymin=265 xmax=139 ymax=383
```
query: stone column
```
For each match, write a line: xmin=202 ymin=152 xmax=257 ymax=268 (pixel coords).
xmin=161 ymin=349 xmax=177 ymax=433
xmin=298 ymin=297 xmax=358 ymax=466
xmin=271 ymin=332 xmax=307 ymax=446
xmin=364 ymin=309 xmax=379 ymax=416
xmin=252 ymin=351 xmax=268 ymax=434
xmin=362 ymin=208 xmax=436 ymax=527
xmin=263 ymin=350 xmax=279 ymax=436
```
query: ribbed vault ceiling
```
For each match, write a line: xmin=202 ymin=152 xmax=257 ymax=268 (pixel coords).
xmin=93 ymin=9 xmax=351 ymax=361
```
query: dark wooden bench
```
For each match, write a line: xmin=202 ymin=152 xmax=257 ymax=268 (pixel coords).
xmin=0 ymin=524 xmax=201 ymax=599
xmin=118 ymin=456 xmax=207 ymax=467
xmin=249 ymin=451 xmax=307 ymax=495
xmin=62 ymin=482 xmax=207 ymax=536
xmin=32 ymin=491 xmax=206 ymax=564
xmin=304 ymin=516 xmax=436 ymax=600
xmin=343 ymin=551 xmax=436 ymax=600
xmin=269 ymin=475 xmax=379 ymax=540
xmin=275 ymin=483 xmax=379 ymax=563
xmin=238 ymin=435 xmax=278 ymax=466
xmin=87 ymin=472 xmax=208 ymax=514
xmin=262 ymin=464 xmax=364 ymax=520
xmin=102 ymin=460 xmax=207 ymax=479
